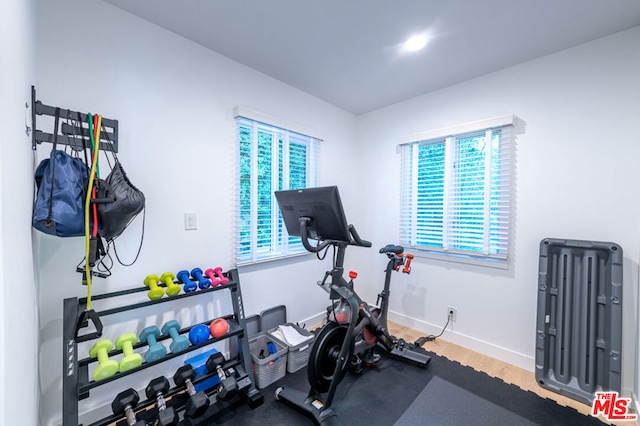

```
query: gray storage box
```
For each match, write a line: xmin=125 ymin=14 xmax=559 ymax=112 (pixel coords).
xmin=535 ymin=238 xmax=623 ymax=405
xmin=245 ymin=314 xmax=260 ymax=339
xmin=249 ymin=332 xmax=288 ymax=389
xmin=229 ymin=314 xmax=260 ymax=360
xmin=259 ymin=305 xmax=286 ymax=331
xmin=269 ymin=323 xmax=315 ymax=373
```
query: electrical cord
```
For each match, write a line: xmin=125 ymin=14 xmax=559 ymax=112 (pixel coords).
xmin=414 ymin=312 xmax=452 ymax=346
xmin=316 ymin=240 xmax=333 ymax=261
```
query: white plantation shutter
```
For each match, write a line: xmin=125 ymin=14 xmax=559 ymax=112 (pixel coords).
xmin=235 ymin=113 xmax=320 ymax=266
xmin=400 ymin=115 xmax=514 ymax=266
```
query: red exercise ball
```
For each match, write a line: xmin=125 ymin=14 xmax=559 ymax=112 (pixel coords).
xmin=210 ymin=318 xmax=229 ymax=338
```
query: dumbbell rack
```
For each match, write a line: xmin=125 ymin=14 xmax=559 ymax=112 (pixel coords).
xmin=61 ymin=268 xmax=263 ymax=426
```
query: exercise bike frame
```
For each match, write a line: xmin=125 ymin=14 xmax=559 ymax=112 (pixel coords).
xmin=319 ymin=241 xmax=405 ymax=366
xmin=275 ymin=217 xmax=427 ymax=425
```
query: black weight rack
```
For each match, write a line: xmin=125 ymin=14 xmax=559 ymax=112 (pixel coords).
xmin=62 ymin=268 xmax=263 ymax=426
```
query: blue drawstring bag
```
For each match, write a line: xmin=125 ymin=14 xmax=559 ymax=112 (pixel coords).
xmin=32 ymin=108 xmax=89 ymax=237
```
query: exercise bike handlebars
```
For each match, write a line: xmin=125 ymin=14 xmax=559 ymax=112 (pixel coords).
xmin=348 ymin=224 xmax=372 ymax=248
xmin=298 ymin=217 xmax=371 ymax=253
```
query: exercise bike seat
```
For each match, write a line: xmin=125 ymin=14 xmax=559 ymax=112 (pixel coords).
xmin=379 ymin=244 xmax=404 ymax=255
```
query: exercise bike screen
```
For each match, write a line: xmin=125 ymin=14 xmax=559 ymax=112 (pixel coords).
xmin=275 ymin=186 xmax=351 ymax=243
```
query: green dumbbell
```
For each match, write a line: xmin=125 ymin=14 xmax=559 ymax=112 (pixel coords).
xmin=115 ymin=333 xmax=143 ymax=372
xmin=89 ymin=339 xmax=119 ymax=381
xmin=160 ymin=272 xmax=181 ymax=297
xmin=144 ymin=274 xmax=165 ymax=300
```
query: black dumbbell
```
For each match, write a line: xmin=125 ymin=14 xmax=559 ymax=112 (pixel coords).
xmin=145 ymin=377 xmax=178 ymax=426
xmin=173 ymin=365 xmax=210 ymax=418
xmin=206 ymin=352 xmax=238 ymax=401
xmin=111 ymin=388 xmax=146 ymax=426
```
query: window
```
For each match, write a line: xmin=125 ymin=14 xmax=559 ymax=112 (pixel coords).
xmin=235 ymin=110 xmax=320 ymax=265
xmin=399 ymin=115 xmax=514 ymax=267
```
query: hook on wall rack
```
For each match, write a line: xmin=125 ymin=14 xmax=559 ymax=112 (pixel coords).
xmin=31 ymin=85 xmax=118 ymax=152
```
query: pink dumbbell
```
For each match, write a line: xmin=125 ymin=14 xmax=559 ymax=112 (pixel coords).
xmin=204 ymin=267 xmax=229 ymax=286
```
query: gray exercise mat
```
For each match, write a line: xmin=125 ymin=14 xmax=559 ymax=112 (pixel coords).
xmin=395 ymin=376 xmax=538 ymax=426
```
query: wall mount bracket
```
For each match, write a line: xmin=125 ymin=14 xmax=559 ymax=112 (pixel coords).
xmin=31 ymin=85 xmax=118 ymax=152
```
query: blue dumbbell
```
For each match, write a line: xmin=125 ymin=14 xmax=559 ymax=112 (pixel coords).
xmin=190 ymin=268 xmax=211 ymax=289
xmin=177 ymin=270 xmax=197 ymax=293
xmin=139 ymin=326 xmax=167 ymax=363
xmin=161 ymin=320 xmax=190 ymax=353
xmin=189 ymin=324 xmax=210 ymax=345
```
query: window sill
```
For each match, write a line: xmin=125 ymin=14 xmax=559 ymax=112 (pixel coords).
xmin=235 ymin=250 xmax=313 ymax=268
xmin=410 ymin=249 xmax=509 ymax=270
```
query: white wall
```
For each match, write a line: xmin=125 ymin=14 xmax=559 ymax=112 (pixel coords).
xmin=637 ymin=260 xmax=640 ymax=417
xmin=36 ymin=0 xmax=357 ymax=424
xmin=32 ymin=0 xmax=640 ymax=422
xmin=0 ymin=0 xmax=38 ymax=425
xmin=355 ymin=26 xmax=640 ymax=398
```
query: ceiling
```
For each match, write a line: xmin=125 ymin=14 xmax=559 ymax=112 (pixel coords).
xmin=103 ymin=0 xmax=640 ymax=115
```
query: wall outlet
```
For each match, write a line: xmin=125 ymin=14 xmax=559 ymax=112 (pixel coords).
xmin=447 ymin=306 xmax=457 ymax=322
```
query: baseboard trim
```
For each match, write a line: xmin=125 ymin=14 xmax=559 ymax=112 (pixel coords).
xmin=302 ymin=309 xmax=534 ymax=370
xmin=298 ymin=311 xmax=326 ymax=330
xmin=388 ymin=310 xmax=535 ymax=372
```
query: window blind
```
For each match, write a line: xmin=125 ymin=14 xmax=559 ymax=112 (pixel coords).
xmin=400 ymin=119 xmax=514 ymax=264
xmin=235 ymin=115 xmax=319 ymax=265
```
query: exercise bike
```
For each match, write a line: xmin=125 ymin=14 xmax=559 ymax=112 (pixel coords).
xmin=273 ymin=186 xmax=432 ymax=425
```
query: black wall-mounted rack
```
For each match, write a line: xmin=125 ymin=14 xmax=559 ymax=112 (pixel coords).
xmin=31 ymin=86 xmax=118 ymax=152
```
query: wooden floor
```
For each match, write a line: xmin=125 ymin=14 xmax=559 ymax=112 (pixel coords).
xmin=388 ymin=321 xmax=611 ymax=423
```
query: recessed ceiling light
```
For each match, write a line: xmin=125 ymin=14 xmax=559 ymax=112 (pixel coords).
xmin=404 ymin=35 xmax=427 ymax=52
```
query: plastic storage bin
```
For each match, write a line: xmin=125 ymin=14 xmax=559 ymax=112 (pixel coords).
xmin=249 ymin=332 xmax=288 ymax=389
xmin=245 ymin=314 xmax=260 ymax=339
xmin=230 ymin=314 xmax=260 ymax=360
xmin=259 ymin=305 xmax=286 ymax=331
xmin=269 ymin=323 xmax=315 ymax=373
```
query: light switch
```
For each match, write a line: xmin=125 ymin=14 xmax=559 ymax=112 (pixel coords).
xmin=185 ymin=212 xmax=197 ymax=230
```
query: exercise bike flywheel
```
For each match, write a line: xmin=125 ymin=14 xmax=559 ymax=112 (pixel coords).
xmin=307 ymin=322 xmax=354 ymax=393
